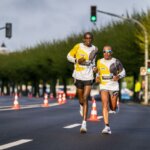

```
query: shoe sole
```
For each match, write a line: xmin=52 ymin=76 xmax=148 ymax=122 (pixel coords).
xmin=102 ymin=131 xmax=111 ymax=135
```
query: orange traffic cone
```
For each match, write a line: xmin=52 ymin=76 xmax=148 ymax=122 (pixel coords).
xmin=12 ymin=93 xmax=20 ymax=110
xmin=62 ymin=93 xmax=66 ymax=104
xmin=58 ymin=94 xmax=63 ymax=105
xmin=42 ymin=93 xmax=49 ymax=107
xmin=88 ymin=97 xmax=99 ymax=122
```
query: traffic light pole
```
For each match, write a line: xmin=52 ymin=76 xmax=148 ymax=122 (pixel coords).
xmin=97 ymin=9 xmax=149 ymax=104
xmin=0 ymin=27 xmax=5 ymax=30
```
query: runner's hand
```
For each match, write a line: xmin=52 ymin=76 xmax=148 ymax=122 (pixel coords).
xmin=95 ymin=76 xmax=100 ymax=83
xmin=113 ymin=75 xmax=120 ymax=81
xmin=78 ymin=57 xmax=86 ymax=64
xmin=93 ymin=67 xmax=98 ymax=73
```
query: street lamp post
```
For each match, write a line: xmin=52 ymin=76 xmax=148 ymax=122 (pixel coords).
xmin=97 ymin=9 xmax=149 ymax=104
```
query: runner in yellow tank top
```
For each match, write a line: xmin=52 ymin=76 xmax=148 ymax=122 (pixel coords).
xmin=96 ymin=45 xmax=126 ymax=134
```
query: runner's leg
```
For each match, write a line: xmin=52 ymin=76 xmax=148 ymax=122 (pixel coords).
xmin=77 ymin=88 xmax=84 ymax=105
xmin=80 ymin=85 xmax=91 ymax=133
xmin=77 ymin=88 xmax=84 ymax=117
xmin=110 ymin=93 xmax=118 ymax=111
xmin=101 ymin=91 xmax=109 ymax=125
xmin=83 ymin=85 xmax=92 ymax=121
xmin=101 ymin=90 xmax=112 ymax=134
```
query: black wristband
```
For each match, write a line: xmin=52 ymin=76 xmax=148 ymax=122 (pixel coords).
xmin=75 ymin=59 xmax=78 ymax=63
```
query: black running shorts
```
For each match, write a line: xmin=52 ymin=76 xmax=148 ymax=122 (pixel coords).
xmin=74 ymin=79 xmax=93 ymax=89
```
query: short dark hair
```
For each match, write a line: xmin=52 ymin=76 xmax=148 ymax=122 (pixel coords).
xmin=83 ymin=32 xmax=93 ymax=39
xmin=103 ymin=45 xmax=112 ymax=50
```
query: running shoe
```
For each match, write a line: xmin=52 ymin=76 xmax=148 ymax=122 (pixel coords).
xmin=79 ymin=104 xmax=83 ymax=117
xmin=80 ymin=122 xmax=87 ymax=133
xmin=102 ymin=126 xmax=112 ymax=134
xmin=109 ymin=110 xmax=116 ymax=114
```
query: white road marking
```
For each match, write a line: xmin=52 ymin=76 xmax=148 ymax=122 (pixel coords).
xmin=0 ymin=103 xmax=59 ymax=111
xmin=64 ymin=116 xmax=104 ymax=129
xmin=97 ymin=116 xmax=103 ymax=119
xmin=64 ymin=123 xmax=81 ymax=129
xmin=0 ymin=139 xmax=33 ymax=150
xmin=0 ymin=106 xmax=11 ymax=109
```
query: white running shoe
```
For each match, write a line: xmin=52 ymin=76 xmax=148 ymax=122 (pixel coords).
xmin=102 ymin=126 xmax=112 ymax=134
xmin=79 ymin=105 xmax=83 ymax=117
xmin=109 ymin=110 xmax=116 ymax=114
xmin=80 ymin=122 xmax=87 ymax=133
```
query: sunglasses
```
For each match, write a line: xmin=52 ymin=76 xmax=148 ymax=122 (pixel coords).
xmin=103 ymin=50 xmax=112 ymax=53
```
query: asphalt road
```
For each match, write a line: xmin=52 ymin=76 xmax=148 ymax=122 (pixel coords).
xmin=0 ymin=97 xmax=150 ymax=150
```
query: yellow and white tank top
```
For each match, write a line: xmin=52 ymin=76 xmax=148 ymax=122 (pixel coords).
xmin=67 ymin=43 xmax=98 ymax=81
xmin=97 ymin=58 xmax=126 ymax=91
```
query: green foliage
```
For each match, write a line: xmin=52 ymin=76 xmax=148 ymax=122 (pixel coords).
xmin=135 ymin=9 xmax=150 ymax=57
xmin=124 ymin=76 xmax=134 ymax=90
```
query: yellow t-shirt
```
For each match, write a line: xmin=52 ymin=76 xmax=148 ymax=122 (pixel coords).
xmin=135 ymin=82 xmax=141 ymax=92
xmin=67 ymin=43 xmax=98 ymax=80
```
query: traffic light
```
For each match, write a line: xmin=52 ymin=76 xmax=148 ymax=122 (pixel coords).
xmin=90 ymin=6 xmax=97 ymax=22
xmin=5 ymin=23 xmax=12 ymax=38
xmin=147 ymin=60 xmax=150 ymax=74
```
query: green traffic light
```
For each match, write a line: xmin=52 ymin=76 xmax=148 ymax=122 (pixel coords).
xmin=91 ymin=16 xmax=96 ymax=22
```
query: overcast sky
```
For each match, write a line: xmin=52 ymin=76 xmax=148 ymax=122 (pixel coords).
xmin=0 ymin=0 xmax=150 ymax=51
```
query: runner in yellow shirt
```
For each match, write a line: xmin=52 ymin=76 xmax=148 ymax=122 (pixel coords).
xmin=96 ymin=45 xmax=126 ymax=134
xmin=67 ymin=32 xmax=98 ymax=133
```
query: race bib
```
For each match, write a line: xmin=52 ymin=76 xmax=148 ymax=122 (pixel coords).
xmin=102 ymin=74 xmax=113 ymax=80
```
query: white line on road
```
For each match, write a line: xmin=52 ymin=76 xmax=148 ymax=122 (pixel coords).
xmin=0 ymin=106 xmax=11 ymax=109
xmin=0 ymin=103 xmax=59 ymax=111
xmin=0 ymin=139 xmax=33 ymax=150
xmin=64 ymin=116 xmax=103 ymax=129
xmin=64 ymin=123 xmax=81 ymax=129
xmin=97 ymin=116 xmax=103 ymax=119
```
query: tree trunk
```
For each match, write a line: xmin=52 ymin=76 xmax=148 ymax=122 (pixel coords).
xmin=33 ymin=80 xmax=39 ymax=97
xmin=50 ymin=78 xmax=57 ymax=97
xmin=62 ymin=77 xmax=67 ymax=94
